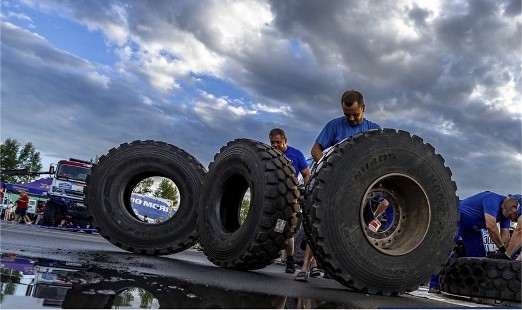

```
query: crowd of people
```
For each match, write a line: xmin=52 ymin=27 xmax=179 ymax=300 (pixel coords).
xmin=268 ymin=89 xmax=521 ymax=287
xmin=1 ymin=190 xmax=46 ymax=225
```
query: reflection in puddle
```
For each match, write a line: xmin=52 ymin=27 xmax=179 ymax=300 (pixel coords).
xmin=1 ymin=253 xmax=346 ymax=308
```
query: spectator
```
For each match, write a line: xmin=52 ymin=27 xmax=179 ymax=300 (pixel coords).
xmin=428 ymin=191 xmax=519 ymax=293
xmin=34 ymin=201 xmax=45 ymax=225
xmin=296 ymin=89 xmax=382 ymax=282
xmin=367 ymin=193 xmax=394 ymax=233
xmin=365 ymin=184 xmax=394 ymax=233
xmin=13 ymin=191 xmax=30 ymax=224
xmin=269 ymin=128 xmax=311 ymax=274
xmin=6 ymin=202 xmax=15 ymax=221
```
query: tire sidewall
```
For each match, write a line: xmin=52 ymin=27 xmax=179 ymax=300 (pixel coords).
xmin=308 ymin=130 xmax=457 ymax=290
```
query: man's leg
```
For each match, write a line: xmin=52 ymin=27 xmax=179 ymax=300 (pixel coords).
xmin=295 ymin=244 xmax=312 ymax=282
xmin=460 ymin=230 xmax=486 ymax=257
xmin=285 ymin=236 xmax=295 ymax=273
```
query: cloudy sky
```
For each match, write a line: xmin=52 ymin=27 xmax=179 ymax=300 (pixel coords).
xmin=1 ymin=0 xmax=520 ymax=198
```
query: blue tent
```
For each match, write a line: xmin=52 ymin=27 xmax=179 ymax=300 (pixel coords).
xmin=5 ymin=178 xmax=51 ymax=197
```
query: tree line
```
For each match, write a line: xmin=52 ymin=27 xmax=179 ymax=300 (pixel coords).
xmin=0 ymin=138 xmax=179 ymax=204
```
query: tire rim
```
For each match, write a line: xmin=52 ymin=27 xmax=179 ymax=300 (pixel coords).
xmin=360 ymin=173 xmax=430 ymax=255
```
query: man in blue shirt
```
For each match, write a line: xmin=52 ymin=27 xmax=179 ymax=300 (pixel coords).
xmin=457 ymin=191 xmax=515 ymax=257
xmin=269 ymin=128 xmax=311 ymax=274
xmin=296 ymin=90 xmax=383 ymax=282
xmin=429 ymin=191 xmax=520 ymax=293
xmin=311 ymin=89 xmax=381 ymax=162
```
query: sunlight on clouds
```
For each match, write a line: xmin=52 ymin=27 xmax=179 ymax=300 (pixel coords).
xmin=470 ymin=80 xmax=522 ymax=118
xmin=142 ymin=96 xmax=153 ymax=106
xmin=127 ymin=27 xmax=225 ymax=92
xmin=436 ymin=120 xmax=461 ymax=137
xmin=495 ymin=79 xmax=522 ymax=117
xmin=7 ymin=11 xmax=32 ymax=22
xmin=203 ymin=0 xmax=272 ymax=51
xmin=253 ymin=103 xmax=291 ymax=115
xmin=194 ymin=91 xmax=257 ymax=126
xmin=86 ymin=71 xmax=110 ymax=88
xmin=373 ymin=0 xmax=441 ymax=41
xmin=138 ymin=50 xmax=181 ymax=92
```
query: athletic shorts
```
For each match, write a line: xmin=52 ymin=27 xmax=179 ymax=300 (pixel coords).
xmin=15 ymin=207 xmax=27 ymax=217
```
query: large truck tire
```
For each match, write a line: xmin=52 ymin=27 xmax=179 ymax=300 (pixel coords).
xmin=198 ymin=139 xmax=300 ymax=270
xmin=303 ymin=129 xmax=459 ymax=295
xmin=84 ymin=140 xmax=206 ymax=255
xmin=440 ymin=257 xmax=521 ymax=302
xmin=42 ymin=200 xmax=64 ymax=227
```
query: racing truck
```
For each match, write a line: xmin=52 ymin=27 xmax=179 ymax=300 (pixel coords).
xmin=42 ymin=158 xmax=92 ymax=229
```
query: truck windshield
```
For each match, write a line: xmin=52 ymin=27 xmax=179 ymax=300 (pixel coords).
xmin=56 ymin=164 xmax=90 ymax=181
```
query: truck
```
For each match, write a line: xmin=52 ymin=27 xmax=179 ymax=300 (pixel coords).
xmin=42 ymin=158 xmax=92 ymax=229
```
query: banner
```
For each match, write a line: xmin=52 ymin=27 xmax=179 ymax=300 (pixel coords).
xmin=130 ymin=193 xmax=173 ymax=221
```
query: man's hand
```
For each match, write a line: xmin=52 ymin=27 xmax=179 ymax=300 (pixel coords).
xmin=488 ymin=252 xmax=511 ymax=260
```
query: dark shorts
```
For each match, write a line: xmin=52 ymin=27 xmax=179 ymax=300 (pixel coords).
xmin=15 ymin=207 xmax=27 ymax=217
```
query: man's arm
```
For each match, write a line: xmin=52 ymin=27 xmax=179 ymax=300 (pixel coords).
xmin=300 ymin=167 xmax=311 ymax=185
xmin=374 ymin=199 xmax=390 ymax=218
xmin=485 ymin=213 xmax=505 ymax=248
xmin=311 ymin=143 xmax=324 ymax=162
xmin=506 ymin=216 xmax=522 ymax=257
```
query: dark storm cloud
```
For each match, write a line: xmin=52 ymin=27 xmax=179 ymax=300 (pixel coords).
xmin=1 ymin=0 xmax=520 ymax=197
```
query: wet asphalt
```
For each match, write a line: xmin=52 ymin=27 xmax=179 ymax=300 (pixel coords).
xmin=0 ymin=220 xmax=499 ymax=308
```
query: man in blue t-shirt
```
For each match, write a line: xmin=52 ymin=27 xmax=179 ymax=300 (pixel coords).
xmin=311 ymin=89 xmax=381 ymax=162
xmin=269 ymin=128 xmax=311 ymax=274
xmin=457 ymin=191 xmax=515 ymax=257
xmin=295 ymin=90 xmax=384 ymax=282
xmin=428 ymin=191 xmax=520 ymax=293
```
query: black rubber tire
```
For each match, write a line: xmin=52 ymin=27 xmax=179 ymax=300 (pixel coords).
xmin=42 ymin=200 xmax=64 ymax=226
xmin=84 ymin=140 xmax=206 ymax=255
xmin=198 ymin=139 xmax=300 ymax=270
xmin=440 ymin=257 xmax=521 ymax=302
xmin=303 ymin=128 xmax=459 ymax=295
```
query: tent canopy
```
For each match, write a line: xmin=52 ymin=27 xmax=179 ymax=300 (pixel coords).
xmin=5 ymin=178 xmax=51 ymax=197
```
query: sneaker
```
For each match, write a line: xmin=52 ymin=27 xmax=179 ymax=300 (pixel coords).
xmin=428 ymin=286 xmax=441 ymax=294
xmin=294 ymin=271 xmax=308 ymax=282
xmin=285 ymin=256 xmax=296 ymax=273
xmin=285 ymin=261 xmax=296 ymax=273
xmin=309 ymin=266 xmax=321 ymax=278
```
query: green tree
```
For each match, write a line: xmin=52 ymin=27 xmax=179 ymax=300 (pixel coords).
xmin=90 ymin=155 xmax=100 ymax=164
xmin=153 ymin=178 xmax=179 ymax=207
xmin=240 ymin=198 xmax=250 ymax=224
xmin=134 ymin=178 xmax=154 ymax=195
xmin=239 ymin=188 xmax=251 ymax=224
xmin=138 ymin=288 xmax=155 ymax=308
xmin=0 ymin=138 xmax=43 ymax=183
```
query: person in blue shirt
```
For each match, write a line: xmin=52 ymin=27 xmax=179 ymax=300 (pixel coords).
xmin=311 ymin=89 xmax=381 ymax=162
xmin=428 ymin=191 xmax=520 ymax=293
xmin=296 ymin=90 xmax=382 ymax=282
xmin=269 ymin=128 xmax=311 ymax=274
xmin=457 ymin=191 xmax=517 ymax=257
xmin=368 ymin=194 xmax=394 ymax=232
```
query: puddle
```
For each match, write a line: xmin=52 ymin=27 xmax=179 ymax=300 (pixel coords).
xmin=1 ymin=253 xmax=346 ymax=308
